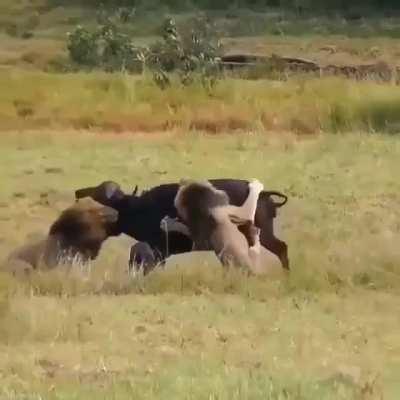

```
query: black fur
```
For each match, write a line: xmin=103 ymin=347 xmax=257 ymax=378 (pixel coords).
xmin=129 ymin=242 xmax=158 ymax=275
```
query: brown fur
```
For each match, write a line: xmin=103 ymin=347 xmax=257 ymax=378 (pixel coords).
xmin=3 ymin=198 xmax=118 ymax=275
xmin=174 ymin=180 xmax=262 ymax=269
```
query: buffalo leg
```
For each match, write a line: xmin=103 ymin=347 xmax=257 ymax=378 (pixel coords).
xmin=259 ymin=229 xmax=289 ymax=270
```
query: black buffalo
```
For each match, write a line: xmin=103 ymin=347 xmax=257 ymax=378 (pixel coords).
xmin=75 ymin=179 xmax=289 ymax=273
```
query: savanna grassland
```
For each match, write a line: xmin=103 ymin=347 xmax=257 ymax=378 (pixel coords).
xmin=1 ymin=133 xmax=400 ymax=399
xmin=1 ymin=1 xmax=400 ymax=399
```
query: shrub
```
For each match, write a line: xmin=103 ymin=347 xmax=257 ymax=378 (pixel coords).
xmin=67 ymin=25 xmax=99 ymax=66
xmin=67 ymin=21 xmax=144 ymax=72
xmin=145 ymin=15 xmax=223 ymax=89
xmin=67 ymin=15 xmax=223 ymax=89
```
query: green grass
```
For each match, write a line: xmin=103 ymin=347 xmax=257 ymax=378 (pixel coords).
xmin=0 ymin=131 xmax=399 ymax=399
xmin=1 ymin=69 xmax=400 ymax=134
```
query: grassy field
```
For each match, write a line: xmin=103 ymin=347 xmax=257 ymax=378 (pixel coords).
xmin=1 ymin=69 xmax=400 ymax=134
xmin=0 ymin=132 xmax=400 ymax=399
xmin=0 ymin=1 xmax=400 ymax=398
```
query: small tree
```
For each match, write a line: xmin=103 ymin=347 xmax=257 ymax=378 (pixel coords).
xmin=148 ymin=16 xmax=222 ymax=89
xmin=67 ymin=20 xmax=144 ymax=72
xmin=67 ymin=26 xmax=99 ymax=66
xmin=67 ymin=14 xmax=223 ymax=89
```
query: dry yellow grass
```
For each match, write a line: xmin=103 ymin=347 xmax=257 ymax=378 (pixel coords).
xmin=0 ymin=69 xmax=400 ymax=135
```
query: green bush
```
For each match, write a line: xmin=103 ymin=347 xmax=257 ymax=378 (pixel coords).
xmin=147 ymin=16 xmax=222 ymax=89
xmin=67 ymin=26 xmax=99 ymax=66
xmin=67 ymin=15 xmax=223 ymax=89
xmin=67 ymin=21 xmax=144 ymax=72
